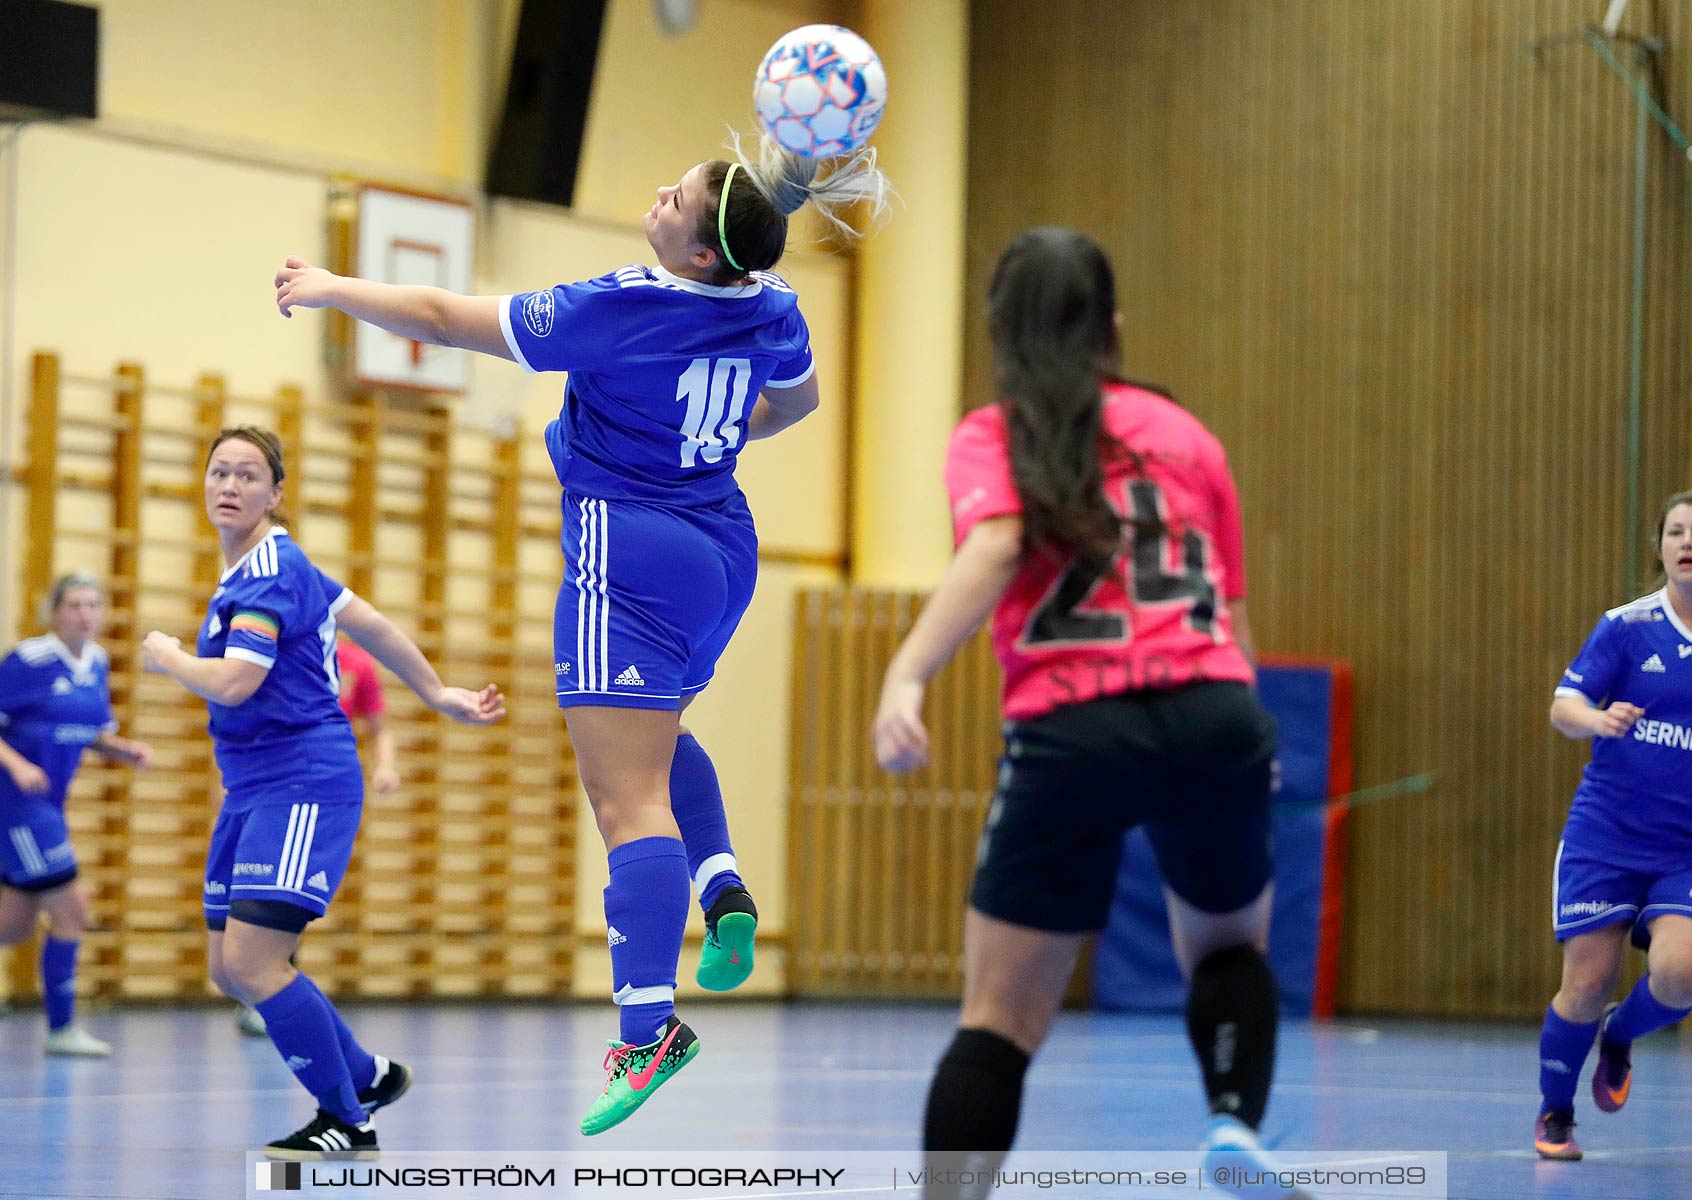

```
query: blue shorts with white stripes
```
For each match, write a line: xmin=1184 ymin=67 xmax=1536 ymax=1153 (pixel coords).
xmin=554 ymin=489 xmax=759 ymax=711
xmin=203 ymin=795 xmax=362 ymax=926
xmin=1553 ymin=835 xmax=1692 ymax=949
xmin=1 ymin=804 xmax=77 ymax=891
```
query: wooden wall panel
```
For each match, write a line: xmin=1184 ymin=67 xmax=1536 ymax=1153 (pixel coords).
xmin=4 ymin=355 xmax=576 ymax=1002
xmin=967 ymin=0 xmax=1692 ymax=1016
xmin=787 ymin=588 xmax=1003 ymax=997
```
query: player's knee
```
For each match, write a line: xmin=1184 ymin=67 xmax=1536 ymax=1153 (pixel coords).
xmin=208 ymin=961 xmax=243 ymax=1002
xmin=44 ymin=888 xmax=90 ymax=938
xmin=1555 ymin=969 xmax=1614 ymax=1019
xmin=1647 ymin=947 xmax=1692 ymax=1008
xmin=220 ymin=948 xmax=285 ymax=1001
xmin=0 ymin=912 xmax=32 ymax=944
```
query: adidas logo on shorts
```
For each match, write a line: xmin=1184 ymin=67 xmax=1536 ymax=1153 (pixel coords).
xmin=613 ymin=665 xmax=645 ymax=687
xmin=306 ymin=870 xmax=329 ymax=892
xmin=607 ymin=925 xmax=627 ymax=947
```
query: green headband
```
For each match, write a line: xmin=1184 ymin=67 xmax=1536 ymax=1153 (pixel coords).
xmin=717 ymin=162 xmax=744 ymax=272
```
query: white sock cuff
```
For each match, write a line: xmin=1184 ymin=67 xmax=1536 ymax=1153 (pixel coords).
xmin=693 ymin=852 xmax=738 ymax=896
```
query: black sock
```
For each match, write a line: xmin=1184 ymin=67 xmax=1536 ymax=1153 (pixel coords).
xmin=922 ymin=1028 xmax=1030 ymax=1200
xmin=1185 ymin=944 xmax=1278 ymax=1129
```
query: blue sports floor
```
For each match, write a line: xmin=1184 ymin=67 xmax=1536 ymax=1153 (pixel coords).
xmin=1 ymin=1000 xmax=1688 ymax=1198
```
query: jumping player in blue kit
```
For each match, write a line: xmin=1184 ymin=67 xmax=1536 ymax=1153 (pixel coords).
xmin=141 ymin=427 xmax=505 ymax=1159
xmin=0 ymin=573 xmax=152 ymax=1057
xmin=1532 ymin=489 xmax=1692 ymax=1160
xmin=274 ymin=133 xmax=888 ymax=1132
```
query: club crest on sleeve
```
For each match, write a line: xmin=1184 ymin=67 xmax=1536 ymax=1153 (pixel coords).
xmin=523 ymin=291 xmax=554 ymax=338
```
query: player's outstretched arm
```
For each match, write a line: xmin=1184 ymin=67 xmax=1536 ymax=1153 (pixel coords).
xmin=336 ymin=595 xmax=505 ymax=725
xmin=873 ymin=516 xmax=1023 ymax=773
xmin=274 ymin=257 xmax=515 ymax=362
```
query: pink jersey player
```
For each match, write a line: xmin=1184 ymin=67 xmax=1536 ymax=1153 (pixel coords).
xmin=945 ymin=381 xmax=1255 ymax=721
xmin=874 ymin=227 xmax=1301 ymax=1200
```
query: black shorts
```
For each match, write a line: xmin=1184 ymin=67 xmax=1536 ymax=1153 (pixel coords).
xmin=970 ymin=680 xmax=1277 ymax=933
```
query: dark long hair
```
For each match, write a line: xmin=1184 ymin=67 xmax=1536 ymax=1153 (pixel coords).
xmin=988 ymin=227 xmax=1126 ymax=570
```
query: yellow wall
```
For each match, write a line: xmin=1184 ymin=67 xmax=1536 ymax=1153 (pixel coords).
xmin=575 ymin=0 xmax=838 ymax=222
xmin=98 ymin=0 xmax=501 ymax=187
xmin=851 ymin=0 xmax=970 ymax=587
xmin=0 ymin=0 xmax=947 ymax=1002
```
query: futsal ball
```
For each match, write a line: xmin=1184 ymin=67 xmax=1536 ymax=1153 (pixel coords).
xmin=753 ymin=24 xmax=887 ymax=159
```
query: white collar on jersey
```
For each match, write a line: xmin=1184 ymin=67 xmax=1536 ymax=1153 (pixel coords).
xmin=651 ymin=265 xmax=764 ymax=299
xmin=219 ymin=525 xmax=289 ymax=584
xmin=1653 ymin=587 xmax=1692 ymax=643
xmin=41 ymin=633 xmax=100 ymax=674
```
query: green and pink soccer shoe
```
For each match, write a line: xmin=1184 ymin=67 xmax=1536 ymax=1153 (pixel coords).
xmin=697 ymin=887 xmax=757 ymax=992
xmin=579 ymin=1016 xmax=700 ymax=1136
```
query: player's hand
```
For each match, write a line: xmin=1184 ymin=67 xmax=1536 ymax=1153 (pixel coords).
xmin=874 ymin=677 xmax=930 ymax=773
xmin=140 ymin=631 xmax=181 ymax=673
xmin=7 ymin=759 xmax=50 ymax=794
xmin=124 ymin=739 xmax=155 ymax=769
xmin=1593 ymin=701 xmax=1645 ymax=738
xmin=275 ymin=256 xmax=340 ymax=318
xmin=431 ymin=683 xmax=506 ymax=725
xmin=372 ymin=766 xmax=401 ymax=794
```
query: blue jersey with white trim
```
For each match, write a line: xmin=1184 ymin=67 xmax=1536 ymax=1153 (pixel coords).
xmin=194 ymin=528 xmax=359 ymax=806
xmin=0 ymin=636 xmax=115 ymax=812
xmin=500 ymin=265 xmax=815 ymax=505
xmin=1556 ymin=589 xmax=1692 ymax=868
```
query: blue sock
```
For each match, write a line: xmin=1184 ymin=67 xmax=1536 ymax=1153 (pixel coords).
xmin=40 ymin=937 xmax=79 ymax=1031
xmin=670 ymin=733 xmax=744 ymax=911
xmin=254 ymin=973 xmax=364 ymax=1126
xmin=297 ymin=974 xmax=377 ymax=1092
xmin=605 ymin=836 xmax=688 ymax=1046
xmin=1605 ymin=974 xmax=1692 ymax=1044
xmin=1539 ymin=1005 xmax=1598 ymax=1114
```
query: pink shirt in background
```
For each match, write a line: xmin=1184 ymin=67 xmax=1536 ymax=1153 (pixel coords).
xmin=336 ymin=640 xmax=387 ymax=721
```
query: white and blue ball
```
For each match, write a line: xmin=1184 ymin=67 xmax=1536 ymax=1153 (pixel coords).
xmin=753 ymin=24 xmax=887 ymax=159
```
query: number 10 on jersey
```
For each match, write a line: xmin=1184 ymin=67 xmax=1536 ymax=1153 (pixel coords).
xmin=677 ymin=357 xmax=753 ymax=467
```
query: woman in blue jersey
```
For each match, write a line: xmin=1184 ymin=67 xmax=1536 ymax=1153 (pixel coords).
xmin=1533 ymin=489 xmax=1692 ymax=1160
xmin=141 ymin=426 xmax=505 ymax=1160
xmin=274 ymin=135 xmax=887 ymax=1133
xmin=0 ymin=573 xmax=152 ymax=1057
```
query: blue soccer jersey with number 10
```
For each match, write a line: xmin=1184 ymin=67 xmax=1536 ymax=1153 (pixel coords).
xmin=500 ymin=266 xmax=816 ymax=505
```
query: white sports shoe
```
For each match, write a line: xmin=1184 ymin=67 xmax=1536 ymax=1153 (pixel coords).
xmin=1201 ymin=1115 xmax=1314 ymax=1200
xmin=44 ymin=1025 xmax=112 ymax=1057
xmin=235 ymin=1005 xmax=268 ymax=1037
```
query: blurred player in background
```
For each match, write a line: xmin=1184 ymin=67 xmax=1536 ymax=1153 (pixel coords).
xmin=1534 ymin=489 xmax=1692 ymax=1160
xmin=0 ymin=573 xmax=152 ymax=1057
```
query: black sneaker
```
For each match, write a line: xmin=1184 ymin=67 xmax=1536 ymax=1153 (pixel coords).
xmin=697 ymin=886 xmax=758 ymax=991
xmin=358 ymin=1054 xmax=413 ymax=1115
xmin=264 ymin=1109 xmax=379 ymax=1161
